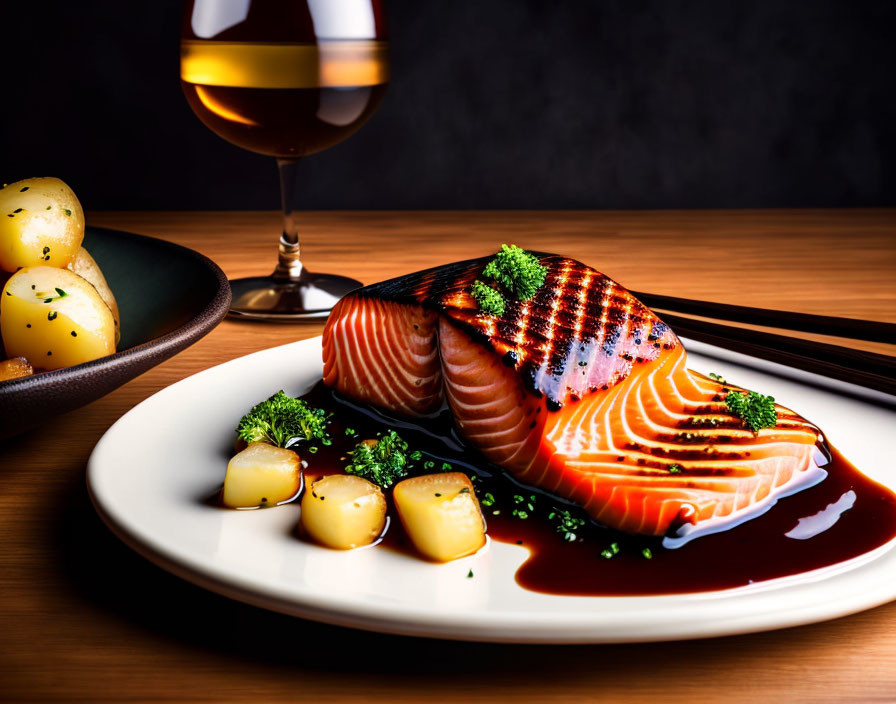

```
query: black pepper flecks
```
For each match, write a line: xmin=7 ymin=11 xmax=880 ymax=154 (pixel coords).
xmin=47 ymin=350 xmax=52 ymax=356
xmin=42 ymin=246 xmax=50 ymax=255
xmin=20 ymin=186 xmax=29 ymax=192
xmin=70 ymin=331 xmax=77 ymax=337
xmin=26 ymin=324 xmax=31 ymax=328
xmin=48 ymin=311 xmax=57 ymax=321
xmin=13 ymin=208 xmax=22 ymax=213
xmin=63 ymin=209 xmax=72 ymax=217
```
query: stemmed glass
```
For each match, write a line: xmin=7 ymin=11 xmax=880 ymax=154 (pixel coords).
xmin=180 ymin=0 xmax=388 ymax=319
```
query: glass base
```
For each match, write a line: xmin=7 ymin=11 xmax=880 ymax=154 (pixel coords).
xmin=229 ymin=271 xmax=362 ymax=321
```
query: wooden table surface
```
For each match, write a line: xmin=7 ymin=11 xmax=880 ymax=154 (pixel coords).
xmin=2 ymin=210 xmax=895 ymax=703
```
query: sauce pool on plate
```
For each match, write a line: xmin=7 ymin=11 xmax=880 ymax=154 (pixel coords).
xmin=226 ymin=382 xmax=896 ymax=597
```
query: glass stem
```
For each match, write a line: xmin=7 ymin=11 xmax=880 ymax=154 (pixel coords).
xmin=274 ymin=157 xmax=304 ymax=280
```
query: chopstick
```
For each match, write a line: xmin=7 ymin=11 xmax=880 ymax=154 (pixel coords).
xmin=631 ymin=291 xmax=896 ymax=345
xmin=658 ymin=312 xmax=896 ymax=397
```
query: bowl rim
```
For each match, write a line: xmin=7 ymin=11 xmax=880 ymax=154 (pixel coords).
xmin=0 ymin=225 xmax=232 ymax=396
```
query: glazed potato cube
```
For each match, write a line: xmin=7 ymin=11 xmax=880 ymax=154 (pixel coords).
xmin=393 ymin=473 xmax=485 ymax=562
xmin=223 ymin=443 xmax=301 ymax=508
xmin=0 ymin=357 xmax=34 ymax=382
xmin=1 ymin=267 xmax=115 ymax=370
xmin=67 ymin=247 xmax=120 ymax=344
xmin=300 ymin=475 xmax=386 ymax=549
xmin=0 ymin=177 xmax=85 ymax=272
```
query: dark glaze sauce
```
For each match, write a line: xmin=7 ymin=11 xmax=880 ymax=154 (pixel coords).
xmin=282 ymin=382 xmax=896 ymax=596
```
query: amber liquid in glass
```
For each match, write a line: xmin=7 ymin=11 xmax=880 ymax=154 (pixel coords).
xmin=180 ymin=0 xmax=387 ymax=318
xmin=181 ymin=40 xmax=388 ymax=157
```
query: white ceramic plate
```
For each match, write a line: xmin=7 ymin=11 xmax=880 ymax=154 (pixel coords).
xmin=87 ymin=337 xmax=896 ymax=643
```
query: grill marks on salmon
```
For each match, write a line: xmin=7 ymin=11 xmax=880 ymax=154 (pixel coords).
xmin=322 ymin=255 xmax=820 ymax=536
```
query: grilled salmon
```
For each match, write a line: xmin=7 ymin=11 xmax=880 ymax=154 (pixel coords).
xmin=322 ymin=254 xmax=820 ymax=536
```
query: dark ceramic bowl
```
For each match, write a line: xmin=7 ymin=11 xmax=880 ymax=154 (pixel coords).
xmin=0 ymin=226 xmax=231 ymax=439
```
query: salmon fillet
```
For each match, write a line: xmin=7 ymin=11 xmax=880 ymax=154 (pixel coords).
xmin=322 ymin=255 xmax=820 ymax=536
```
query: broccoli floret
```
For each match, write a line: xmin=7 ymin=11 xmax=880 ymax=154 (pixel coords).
xmin=481 ymin=244 xmax=547 ymax=301
xmin=470 ymin=280 xmax=506 ymax=316
xmin=725 ymin=390 xmax=777 ymax=433
xmin=236 ymin=390 xmax=329 ymax=447
xmin=344 ymin=430 xmax=422 ymax=488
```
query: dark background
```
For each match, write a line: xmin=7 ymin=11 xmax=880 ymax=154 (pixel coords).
xmin=3 ymin=0 xmax=894 ymax=210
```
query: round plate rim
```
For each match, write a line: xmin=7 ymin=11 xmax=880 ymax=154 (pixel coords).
xmin=86 ymin=336 xmax=896 ymax=643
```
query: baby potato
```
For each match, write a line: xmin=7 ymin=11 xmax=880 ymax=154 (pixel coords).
xmin=0 ymin=177 xmax=85 ymax=272
xmin=393 ymin=473 xmax=485 ymax=562
xmin=0 ymin=357 xmax=34 ymax=382
xmin=67 ymin=247 xmax=120 ymax=344
xmin=0 ymin=267 xmax=115 ymax=370
xmin=223 ymin=442 xmax=301 ymax=508
xmin=301 ymin=475 xmax=387 ymax=550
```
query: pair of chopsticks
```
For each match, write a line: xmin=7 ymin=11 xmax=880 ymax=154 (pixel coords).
xmin=630 ymin=291 xmax=896 ymax=398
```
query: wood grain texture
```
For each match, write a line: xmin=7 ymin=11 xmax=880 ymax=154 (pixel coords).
xmin=1 ymin=210 xmax=894 ymax=703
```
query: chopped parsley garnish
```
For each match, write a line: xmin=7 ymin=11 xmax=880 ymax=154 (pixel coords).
xmin=470 ymin=280 xmax=505 ymax=316
xmin=601 ymin=542 xmax=621 ymax=559
xmin=641 ymin=548 xmax=653 ymax=559
xmin=708 ymin=372 xmax=727 ymax=383
xmin=509 ymin=494 xmax=536 ymax=519
xmin=482 ymin=244 xmax=547 ymax=301
xmin=725 ymin=390 xmax=777 ymax=432
xmin=471 ymin=244 xmax=548 ymax=316
xmin=548 ymin=508 xmax=586 ymax=542
xmin=667 ymin=464 xmax=683 ymax=474
xmin=345 ymin=430 xmax=421 ymax=489
xmin=467 ymin=569 xmax=474 ymax=578
xmin=38 ymin=287 xmax=67 ymax=304
xmin=480 ymin=492 xmax=496 ymax=507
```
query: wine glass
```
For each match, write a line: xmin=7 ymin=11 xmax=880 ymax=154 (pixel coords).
xmin=180 ymin=0 xmax=388 ymax=319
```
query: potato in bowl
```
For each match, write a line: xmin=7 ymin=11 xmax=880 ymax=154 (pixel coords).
xmin=1 ymin=266 xmax=116 ymax=369
xmin=0 ymin=218 xmax=231 ymax=438
xmin=0 ymin=177 xmax=119 ymax=377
